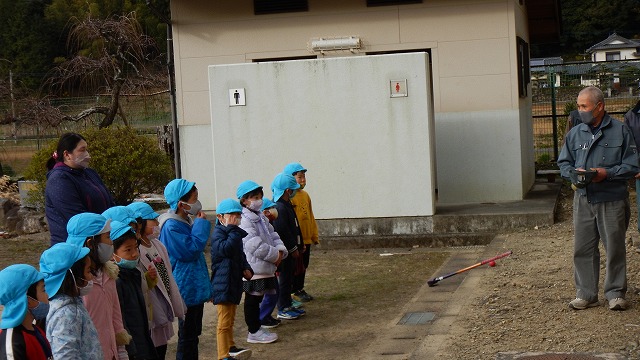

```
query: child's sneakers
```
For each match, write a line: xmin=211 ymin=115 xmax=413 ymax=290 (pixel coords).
xmin=291 ymin=299 xmax=304 ymax=309
xmin=277 ymin=308 xmax=301 ymax=320
xmin=293 ymin=290 xmax=314 ymax=302
xmin=228 ymin=346 xmax=252 ymax=360
xmin=292 ymin=307 xmax=306 ymax=316
xmin=247 ymin=328 xmax=278 ymax=344
xmin=260 ymin=317 xmax=281 ymax=329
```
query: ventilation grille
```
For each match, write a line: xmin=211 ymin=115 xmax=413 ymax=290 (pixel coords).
xmin=254 ymin=0 xmax=309 ymax=15
xmin=367 ymin=0 xmax=422 ymax=6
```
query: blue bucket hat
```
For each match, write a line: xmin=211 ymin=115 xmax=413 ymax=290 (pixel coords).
xmin=236 ymin=180 xmax=263 ymax=199
xmin=284 ymin=162 xmax=307 ymax=175
xmin=164 ymin=179 xmax=195 ymax=210
xmin=127 ymin=202 xmax=160 ymax=220
xmin=102 ymin=206 xmax=136 ymax=225
xmin=271 ymin=173 xmax=300 ymax=202
xmin=216 ymin=198 xmax=243 ymax=215
xmin=66 ymin=213 xmax=111 ymax=247
xmin=110 ymin=221 xmax=135 ymax=241
xmin=39 ymin=243 xmax=90 ymax=299
xmin=0 ymin=264 xmax=44 ymax=329
xmin=260 ymin=197 xmax=276 ymax=211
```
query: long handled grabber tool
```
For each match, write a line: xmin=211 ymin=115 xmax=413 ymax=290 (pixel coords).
xmin=427 ymin=250 xmax=513 ymax=287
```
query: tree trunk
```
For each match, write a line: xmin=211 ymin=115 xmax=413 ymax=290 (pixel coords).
xmin=99 ymin=81 xmax=123 ymax=128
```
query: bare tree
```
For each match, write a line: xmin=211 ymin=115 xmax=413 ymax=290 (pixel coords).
xmin=36 ymin=12 xmax=166 ymax=128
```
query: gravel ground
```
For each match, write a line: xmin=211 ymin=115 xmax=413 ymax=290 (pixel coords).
xmin=441 ymin=184 xmax=640 ymax=360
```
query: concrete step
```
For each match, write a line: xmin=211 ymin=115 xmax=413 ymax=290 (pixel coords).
xmin=316 ymin=180 xmax=561 ymax=249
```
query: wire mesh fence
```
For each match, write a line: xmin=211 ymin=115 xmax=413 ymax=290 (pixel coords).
xmin=532 ymin=59 xmax=640 ymax=164
xmin=0 ymin=92 xmax=172 ymax=176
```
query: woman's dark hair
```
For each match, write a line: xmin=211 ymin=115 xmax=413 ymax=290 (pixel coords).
xmin=179 ymin=185 xmax=198 ymax=203
xmin=58 ymin=256 xmax=89 ymax=298
xmin=112 ymin=230 xmax=140 ymax=251
xmin=46 ymin=132 xmax=86 ymax=171
xmin=240 ymin=188 xmax=264 ymax=207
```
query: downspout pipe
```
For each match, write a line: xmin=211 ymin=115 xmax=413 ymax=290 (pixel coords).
xmin=167 ymin=23 xmax=181 ymax=178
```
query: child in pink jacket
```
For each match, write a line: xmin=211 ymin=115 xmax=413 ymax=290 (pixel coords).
xmin=66 ymin=212 xmax=131 ymax=360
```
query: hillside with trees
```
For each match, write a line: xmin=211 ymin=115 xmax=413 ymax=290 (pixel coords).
xmin=0 ymin=0 xmax=169 ymax=91
xmin=533 ymin=0 xmax=640 ymax=59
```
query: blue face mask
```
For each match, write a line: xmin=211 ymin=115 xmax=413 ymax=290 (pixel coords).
xmin=28 ymin=297 xmax=50 ymax=321
xmin=115 ymin=255 xmax=139 ymax=269
xmin=289 ymin=190 xmax=297 ymax=199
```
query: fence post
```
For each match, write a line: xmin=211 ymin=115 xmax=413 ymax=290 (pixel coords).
xmin=549 ymin=66 xmax=558 ymax=161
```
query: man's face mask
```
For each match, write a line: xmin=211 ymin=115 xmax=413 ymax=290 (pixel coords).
xmin=579 ymin=102 xmax=600 ymax=125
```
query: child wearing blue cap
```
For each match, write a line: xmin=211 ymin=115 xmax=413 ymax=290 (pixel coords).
xmin=236 ymin=180 xmax=290 ymax=335
xmin=270 ymin=173 xmax=306 ymax=321
xmin=40 ymin=242 xmax=103 ymax=359
xmin=128 ymin=201 xmax=186 ymax=360
xmin=66 ymin=212 xmax=132 ymax=360
xmin=211 ymin=198 xmax=255 ymax=359
xmin=111 ymin=221 xmax=158 ymax=360
xmin=261 ymin=198 xmax=278 ymax=222
xmin=256 ymin=197 xmax=287 ymax=328
xmin=284 ymin=162 xmax=319 ymax=303
xmin=158 ymin=179 xmax=211 ymax=360
xmin=0 ymin=264 xmax=52 ymax=359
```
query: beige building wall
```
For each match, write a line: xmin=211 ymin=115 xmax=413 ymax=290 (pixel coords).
xmin=170 ymin=0 xmax=534 ymax=205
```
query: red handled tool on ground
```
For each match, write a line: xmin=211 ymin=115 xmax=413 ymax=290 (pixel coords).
xmin=427 ymin=250 xmax=513 ymax=287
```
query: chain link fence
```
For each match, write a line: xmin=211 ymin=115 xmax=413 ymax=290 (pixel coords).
xmin=0 ymin=92 xmax=172 ymax=176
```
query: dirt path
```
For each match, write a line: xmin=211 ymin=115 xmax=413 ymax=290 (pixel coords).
xmin=438 ymin=186 xmax=640 ymax=359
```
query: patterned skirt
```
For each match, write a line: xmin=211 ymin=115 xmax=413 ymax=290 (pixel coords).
xmin=243 ymin=276 xmax=278 ymax=296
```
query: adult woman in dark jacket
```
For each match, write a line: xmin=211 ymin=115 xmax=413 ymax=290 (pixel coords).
xmin=45 ymin=132 xmax=114 ymax=245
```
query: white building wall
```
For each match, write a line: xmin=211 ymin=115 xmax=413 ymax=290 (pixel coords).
xmin=593 ymin=48 xmax=640 ymax=62
xmin=207 ymin=53 xmax=436 ymax=217
xmin=170 ymin=0 xmax=534 ymax=209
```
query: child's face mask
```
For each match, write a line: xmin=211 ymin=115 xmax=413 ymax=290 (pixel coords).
xmin=219 ymin=213 xmax=240 ymax=226
xmin=180 ymin=200 xmax=202 ymax=216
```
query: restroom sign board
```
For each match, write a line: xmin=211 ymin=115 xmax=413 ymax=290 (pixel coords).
xmin=390 ymin=80 xmax=407 ymax=98
xmin=229 ymin=88 xmax=246 ymax=106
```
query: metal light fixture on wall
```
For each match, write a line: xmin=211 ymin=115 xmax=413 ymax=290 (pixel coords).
xmin=309 ymin=36 xmax=361 ymax=54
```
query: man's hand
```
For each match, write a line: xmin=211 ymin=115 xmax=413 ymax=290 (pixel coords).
xmin=590 ymin=167 xmax=607 ymax=182
xmin=635 ymin=172 xmax=640 ymax=179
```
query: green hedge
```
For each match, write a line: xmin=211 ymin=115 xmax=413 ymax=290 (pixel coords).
xmin=24 ymin=126 xmax=173 ymax=207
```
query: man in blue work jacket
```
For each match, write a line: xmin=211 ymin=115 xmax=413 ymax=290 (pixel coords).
xmin=558 ymin=86 xmax=640 ymax=311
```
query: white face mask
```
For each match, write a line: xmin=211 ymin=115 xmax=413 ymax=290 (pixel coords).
xmin=247 ymin=199 xmax=263 ymax=212
xmin=150 ymin=226 xmax=160 ymax=239
xmin=219 ymin=214 xmax=240 ymax=227
xmin=180 ymin=200 xmax=202 ymax=216
xmin=78 ymin=280 xmax=94 ymax=296
xmin=69 ymin=269 xmax=93 ymax=296
xmin=72 ymin=151 xmax=91 ymax=169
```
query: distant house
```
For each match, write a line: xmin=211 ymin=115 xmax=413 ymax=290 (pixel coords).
xmin=586 ymin=33 xmax=640 ymax=62
xmin=578 ymin=34 xmax=640 ymax=90
xmin=530 ymin=57 xmax=563 ymax=88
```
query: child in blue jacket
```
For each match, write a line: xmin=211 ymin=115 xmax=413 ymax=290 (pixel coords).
xmin=211 ymin=198 xmax=254 ymax=360
xmin=158 ymin=179 xmax=211 ymax=360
